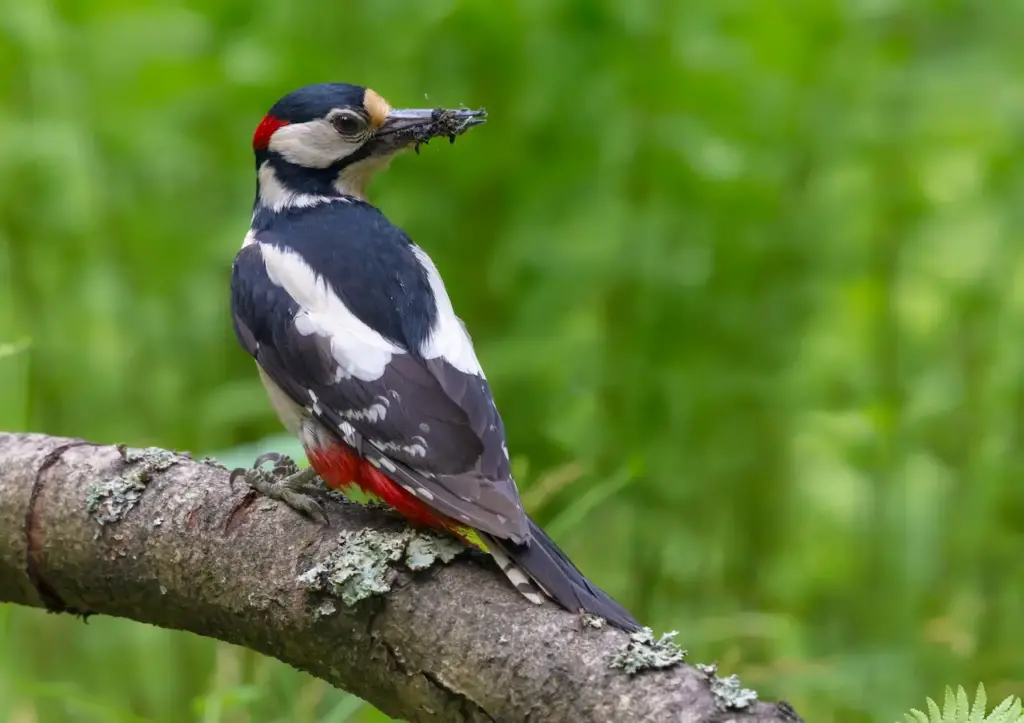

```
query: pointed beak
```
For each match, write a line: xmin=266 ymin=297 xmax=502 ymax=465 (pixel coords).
xmin=374 ymin=107 xmax=487 ymax=153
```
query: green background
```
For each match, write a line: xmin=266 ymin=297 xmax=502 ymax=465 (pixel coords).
xmin=2 ymin=0 xmax=1022 ymax=721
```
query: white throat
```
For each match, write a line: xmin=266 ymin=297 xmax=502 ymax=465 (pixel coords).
xmin=332 ymin=154 xmax=396 ymax=202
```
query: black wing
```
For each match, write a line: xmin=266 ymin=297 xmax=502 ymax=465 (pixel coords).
xmin=231 ymin=225 xmax=528 ymax=543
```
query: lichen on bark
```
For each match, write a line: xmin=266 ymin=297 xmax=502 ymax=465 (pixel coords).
xmin=298 ymin=527 xmax=466 ymax=607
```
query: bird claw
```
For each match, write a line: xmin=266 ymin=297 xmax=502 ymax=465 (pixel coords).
xmin=253 ymin=451 xmax=302 ymax=478
xmin=228 ymin=466 xmax=248 ymax=491
xmin=229 ymin=453 xmax=329 ymax=525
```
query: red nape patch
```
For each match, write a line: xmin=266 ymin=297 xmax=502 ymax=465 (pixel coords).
xmin=252 ymin=114 xmax=289 ymax=150
xmin=307 ymin=444 xmax=452 ymax=532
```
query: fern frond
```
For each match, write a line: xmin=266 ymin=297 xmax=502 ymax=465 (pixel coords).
xmin=900 ymin=685 xmax=1024 ymax=723
xmin=970 ymin=685 xmax=990 ymax=723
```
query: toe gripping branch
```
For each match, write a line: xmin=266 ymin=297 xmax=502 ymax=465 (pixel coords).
xmin=230 ymin=452 xmax=329 ymax=525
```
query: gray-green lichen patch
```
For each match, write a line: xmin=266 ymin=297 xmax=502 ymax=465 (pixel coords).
xmin=199 ymin=456 xmax=227 ymax=470
xmin=298 ymin=528 xmax=467 ymax=608
xmin=607 ymin=627 xmax=686 ymax=675
xmin=85 ymin=476 xmax=148 ymax=528
xmin=581 ymin=612 xmax=606 ymax=629
xmin=696 ymin=662 xmax=758 ymax=710
xmin=85 ymin=446 xmax=185 ymax=529
xmin=404 ymin=532 xmax=464 ymax=570
xmin=118 ymin=446 xmax=181 ymax=472
xmin=313 ymin=600 xmax=337 ymax=621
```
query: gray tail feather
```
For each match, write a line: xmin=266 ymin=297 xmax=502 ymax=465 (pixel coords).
xmin=491 ymin=517 xmax=641 ymax=632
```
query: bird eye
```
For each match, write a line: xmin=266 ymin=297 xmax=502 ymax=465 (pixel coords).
xmin=332 ymin=111 xmax=366 ymax=136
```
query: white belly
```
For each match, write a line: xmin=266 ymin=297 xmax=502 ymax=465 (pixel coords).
xmin=257 ymin=364 xmax=306 ymax=436
xmin=257 ymin=363 xmax=338 ymax=453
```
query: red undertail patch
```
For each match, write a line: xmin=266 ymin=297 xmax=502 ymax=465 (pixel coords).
xmin=253 ymin=114 xmax=289 ymax=150
xmin=307 ymin=443 xmax=452 ymax=532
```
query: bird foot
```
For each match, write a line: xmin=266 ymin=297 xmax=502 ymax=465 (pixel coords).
xmin=230 ymin=452 xmax=328 ymax=525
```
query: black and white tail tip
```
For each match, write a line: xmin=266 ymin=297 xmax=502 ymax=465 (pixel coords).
xmin=484 ymin=521 xmax=641 ymax=632
xmin=486 ymin=539 xmax=547 ymax=605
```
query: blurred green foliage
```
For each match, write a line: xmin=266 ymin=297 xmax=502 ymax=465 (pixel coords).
xmin=2 ymin=0 xmax=1023 ymax=721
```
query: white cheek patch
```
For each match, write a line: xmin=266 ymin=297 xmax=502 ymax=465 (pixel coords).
xmin=258 ymin=242 xmax=405 ymax=382
xmin=268 ymin=119 xmax=361 ymax=168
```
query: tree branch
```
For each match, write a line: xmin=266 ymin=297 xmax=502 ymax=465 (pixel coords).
xmin=0 ymin=432 xmax=802 ymax=723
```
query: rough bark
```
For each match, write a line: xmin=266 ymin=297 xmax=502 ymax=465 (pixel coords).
xmin=0 ymin=432 xmax=802 ymax=723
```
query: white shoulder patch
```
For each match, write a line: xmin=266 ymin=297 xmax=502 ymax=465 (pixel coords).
xmin=258 ymin=242 xmax=405 ymax=382
xmin=257 ymin=162 xmax=340 ymax=213
xmin=411 ymin=245 xmax=485 ymax=377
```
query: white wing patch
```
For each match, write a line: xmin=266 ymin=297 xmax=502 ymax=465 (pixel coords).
xmin=257 ymin=163 xmax=340 ymax=213
xmin=411 ymin=245 xmax=485 ymax=377
xmin=376 ymin=438 xmax=428 ymax=458
xmin=258 ymin=242 xmax=405 ymax=382
xmin=339 ymin=395 xmax=390 ymax=423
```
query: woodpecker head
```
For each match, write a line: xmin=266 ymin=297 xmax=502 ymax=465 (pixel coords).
xmin=252 ymin=82 xmax=486 ymax=208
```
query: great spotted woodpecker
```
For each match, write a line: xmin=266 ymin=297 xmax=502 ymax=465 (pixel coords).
xmin=229 ymin=82 xmax=640 ymax=631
